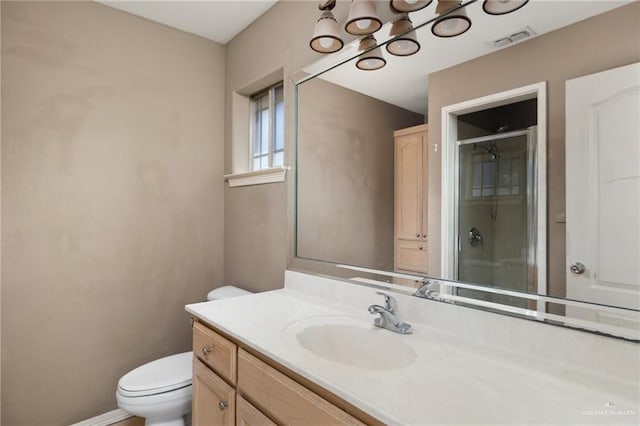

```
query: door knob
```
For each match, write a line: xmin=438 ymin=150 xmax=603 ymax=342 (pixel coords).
xmin=570 ymin=262 xmax=586 ymax=275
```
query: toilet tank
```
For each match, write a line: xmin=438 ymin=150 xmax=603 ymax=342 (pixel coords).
xmin=207 ymin=285 xmax=252 ymax=301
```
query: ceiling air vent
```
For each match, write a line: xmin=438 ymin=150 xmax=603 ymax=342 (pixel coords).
xmin=489 ymin=26 xmax=536 ymax=48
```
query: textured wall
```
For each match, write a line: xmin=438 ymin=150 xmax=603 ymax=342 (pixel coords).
xmin=1 ymin=2 xmax=225 ymax=424
xmin=297 ymin=78 xmax=423 ymax=270
xmin=427 ymin=2 xmax=640 ymax=303
xmin=223 ymin=1 xmax=319 ymax=292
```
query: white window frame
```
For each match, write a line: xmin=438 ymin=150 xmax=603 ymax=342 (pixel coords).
xmin=249 ymin=82 xmax=284 ymax=171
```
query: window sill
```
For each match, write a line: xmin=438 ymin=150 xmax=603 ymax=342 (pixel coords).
xmin=224 ymin=166 xmax=288 ymax=188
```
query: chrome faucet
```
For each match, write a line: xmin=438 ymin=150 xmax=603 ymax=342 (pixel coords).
xmin=368 ymin=292 xmax=412 ymax=334
xmin=414 ymin=279 xmax=441 ymax=300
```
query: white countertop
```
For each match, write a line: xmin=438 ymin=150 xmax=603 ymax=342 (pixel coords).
xmin=186 ymin=272 xmax=640 ymax=425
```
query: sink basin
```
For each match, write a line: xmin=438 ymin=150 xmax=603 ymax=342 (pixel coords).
xmin=286 ymin=317 xmax=417 ymax=370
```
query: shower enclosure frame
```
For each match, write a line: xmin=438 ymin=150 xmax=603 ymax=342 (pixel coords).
xmin=440 ymin=82 xmax=547 ymax=311
xmin=454 ymin=128 xmax=538 ymax=296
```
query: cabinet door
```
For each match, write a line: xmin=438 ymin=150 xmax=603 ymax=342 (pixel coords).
xmin=192 ymin=358 xmax=235 ymax=426
xmin=236 ymin=395 xmax=277 ymax=426
xmin=395 ymin=132 xmax=424 ymax=240
xmin=237 ymin=349 xmax=363 ymax=425
xmin=396 ymin=239 xmax=428 ymax=273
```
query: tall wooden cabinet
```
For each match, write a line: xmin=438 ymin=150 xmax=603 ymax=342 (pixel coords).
xmin=394 ymin=124 xmax=428 ymax=274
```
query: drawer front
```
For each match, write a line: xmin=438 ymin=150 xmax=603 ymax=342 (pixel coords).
xmin=236 ymin=394 xmax=277 ymax=426
xmin=396 ymin=239 xmax=428 ymax=273
xmin=237 ymin=349 xmax=363 ymax=426
xmin=193 ymin=321 xmax=237 ymax=384
xmin=192 ymin=358 xmax=235 ymax=426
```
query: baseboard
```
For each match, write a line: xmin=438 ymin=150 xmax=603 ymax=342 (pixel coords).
xmin=70 ymin=408 xmax=135 ymax=426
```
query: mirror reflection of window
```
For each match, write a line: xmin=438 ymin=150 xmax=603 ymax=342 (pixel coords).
xmin=470 ymin=151 xmax=521 ymax=197
xmin=251 ymin=82 xmax=284 ymax=170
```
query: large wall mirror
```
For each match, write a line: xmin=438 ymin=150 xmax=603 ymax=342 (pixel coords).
xmin=294 ymin=0 xmax=640 ymax=340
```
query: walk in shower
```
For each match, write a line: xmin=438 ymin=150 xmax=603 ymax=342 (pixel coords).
xmin=455 ymin=127 xmax=538 ymax=308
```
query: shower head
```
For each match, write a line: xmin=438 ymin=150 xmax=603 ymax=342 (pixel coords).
xmin=483 ymin=143 xmax=500 ymax=161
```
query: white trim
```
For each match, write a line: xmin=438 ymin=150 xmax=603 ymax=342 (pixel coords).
xmin=224 ymin=166 xmax=288 ymax=188
xmin=70 ymin=409 xmax=133 ymax=426
xmin=440 ymin=82 xmax=548 ymax=308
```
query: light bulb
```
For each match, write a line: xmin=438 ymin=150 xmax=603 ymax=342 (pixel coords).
xmin=319 ymin=38 xmax=333 ymax=48
xmin=443 ymin=18 xmax=465 ymax=32
xmin=356 ymin=19 xmax=372 ymax=30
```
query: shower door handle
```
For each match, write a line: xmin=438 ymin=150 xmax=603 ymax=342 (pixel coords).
xmin=468 ymin=227 xmax=483 ymax=247
xmin=570 ymin=262 xmax=586 ymax=275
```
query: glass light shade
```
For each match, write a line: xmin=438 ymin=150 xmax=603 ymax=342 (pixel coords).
xmin=390 ymin=0 xmax=433 ymax=13
xmin=386 ymin=16 xmax=420 ymax=56
xmin=432 ymin=0 xmax=471 ymax=38
xmin=483 ymin=0 xmax=529 ymax=15
xmin=345 ymin=0 xmax=383 ymax=36
xmin=310 ymin=10 xmax=344 ymax=53
xmin=356 ymin=36 xmax=386 ymax=70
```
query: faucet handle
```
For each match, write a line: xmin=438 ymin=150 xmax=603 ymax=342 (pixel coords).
xmin=375 ymin=291 xmax=397 ymax=314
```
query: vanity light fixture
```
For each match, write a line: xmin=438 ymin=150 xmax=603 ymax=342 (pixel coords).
xmin=390 ymin=0 xmax=433 ymax=13
xmin=432 ymin=0 xmax=472 ymax=38
xmin=309 ymin=0 xmax=530 ymax=70
xmin=310 ymin=0 xmax=344 ymax=53
xmin=356 ymin=36 xmax=386 ymax=70
xmin=386 ymin=15 xmax=421 ymax=56
xmin=345 ymin=0 xmax=383 ymax=36
xmin=483 ymin=0 xmax=529 ymax=15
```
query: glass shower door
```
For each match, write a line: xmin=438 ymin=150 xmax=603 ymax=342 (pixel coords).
xmin=455 ymin=128 xmax=536 ymax=307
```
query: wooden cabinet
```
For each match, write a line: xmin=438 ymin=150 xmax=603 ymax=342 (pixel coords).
xmin=236 ymin=395 xmax=277 ymax=426
xmin=394 ymin=124 xmax=428 ymax=273
xmin=191 ymin=320 xmax=373 ymax=426
xmin=193 ymin=321 xmax=237 ymax=384
xmin=237 ymin=350 xmax=362 ymax=425
xmin=193 ymin=358 xmax=236 ymax=426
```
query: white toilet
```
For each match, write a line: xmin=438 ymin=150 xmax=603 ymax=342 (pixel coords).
xmin=116 ymin=285 xmax=252 ymax=426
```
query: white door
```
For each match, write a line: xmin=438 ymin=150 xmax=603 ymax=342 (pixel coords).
xmin=566 ymin=62 xmax=640 ymax=327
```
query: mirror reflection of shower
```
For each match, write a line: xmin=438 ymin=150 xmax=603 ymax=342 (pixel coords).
xmin=454 ymin=99 xmax=538 ymax=308
xmin=476 ymin=141 xmax=501 ymax=221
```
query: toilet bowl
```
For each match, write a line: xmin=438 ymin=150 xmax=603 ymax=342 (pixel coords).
xmin=116 ymin=285 xmax=252 ymax=426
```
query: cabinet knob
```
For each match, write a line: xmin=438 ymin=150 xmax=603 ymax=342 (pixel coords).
xmin=418 ymin=245 xmax=423 ymax=250
xmin=218 ymin=401 xmax=228 ymax=411
xmin=422 ymin=234 xmax=427 ymax=238
xmin=415 ymin=233 xmax=420 ymax=238
xmin=202 ymin=346 xmax=212 ymax=356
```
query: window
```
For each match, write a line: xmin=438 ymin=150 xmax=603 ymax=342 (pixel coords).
xmin=470 ymin=151 xmax=521 ymax=198
xmin=251 ymin=82 xmax=284 ymax=170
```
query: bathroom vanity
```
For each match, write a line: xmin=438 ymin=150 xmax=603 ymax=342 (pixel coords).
xmin=191 ymin=320 xmax=372 ymax=425
xmin=186 ymin=271 xmax=639 ymax=425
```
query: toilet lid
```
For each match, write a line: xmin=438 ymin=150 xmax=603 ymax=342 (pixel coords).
xmin=118 ymin=351 xmax=193 ymax=397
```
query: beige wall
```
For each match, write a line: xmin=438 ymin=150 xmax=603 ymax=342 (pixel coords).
xmin=427 ymin=2 xmax=640 ymax=303
xmin=297 ymin=78 xmax=422 ymax=270
xmin=223 ymin=1 xmax=320 ymax=292
xmin=1 ymin=2 xmax=225 ymax=424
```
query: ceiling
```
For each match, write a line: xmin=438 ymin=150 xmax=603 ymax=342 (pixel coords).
xmin=307 ymin=0 xmax=636 ymax=114
xmin=98 ymin=0 xmax=279 ymax=44
xmin=97 ymin=0 xmax=636 ymax=114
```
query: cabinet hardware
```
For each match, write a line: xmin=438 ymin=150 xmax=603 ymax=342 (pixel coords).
xmin=202 ymin=346 xmax=212 ymax=356
xmin=218 ymin=400 xmax=228 ymax=411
